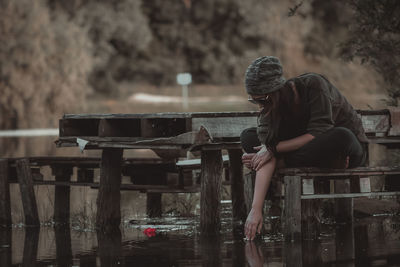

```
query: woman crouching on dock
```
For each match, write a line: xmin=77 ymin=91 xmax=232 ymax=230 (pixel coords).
xmin=241 ymin=56 xmax=368 ymax=240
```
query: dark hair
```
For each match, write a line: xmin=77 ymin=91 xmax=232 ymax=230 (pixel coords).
xmin=263 ymin=80 xmax=298 ymax=120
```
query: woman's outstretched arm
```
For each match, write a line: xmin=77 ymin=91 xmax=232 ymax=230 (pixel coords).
xmin=245 ymin=157 xmax=276 ymax=240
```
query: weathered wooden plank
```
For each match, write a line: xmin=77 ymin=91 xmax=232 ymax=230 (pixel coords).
xmin=63 ymin=111 xmax=258 ymax=120
xmin=277 ymin=166 xmax=400 ymax=176
xmin=388 ymin=107 xmax=400 ymax=136
xmin=0 ymin=159 xmax=11 ymax=227
xmin=228 ymin=149 xmax=247 ymax=222
xmin=302 ymin=178 xmax=314 ymax=195
xmin=96 ymin=148 xmax=123 ymax=231
xmin=283 ymin=176 xmax=302 ymax=241
xmin=301 ymin=191 xmax=400 ymax=199
xmin=192 ymin=116 xmax=257 ymax=139
xmin=16 ymin=159 xmax=39 ymax=226
xmin=200 ymin=149 xmax=223 ymax=234
xmin=301 ymin=198 xmax=320 ymax=240
xmin=361 ymin=114 xmax=390 ymax=133
xmin=51 ymin=165 xmax=73 ymax=225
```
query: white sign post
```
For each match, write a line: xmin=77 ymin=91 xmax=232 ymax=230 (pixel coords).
xmin=177 ymin=73 xmax=192 ymax=110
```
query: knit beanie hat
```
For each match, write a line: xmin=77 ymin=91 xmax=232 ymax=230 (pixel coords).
xmin=245 ymin=56 xmax=286 ymax=95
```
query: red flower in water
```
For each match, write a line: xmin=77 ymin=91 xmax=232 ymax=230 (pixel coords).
xmin=143 ymin=227 xmax=156 ymax=237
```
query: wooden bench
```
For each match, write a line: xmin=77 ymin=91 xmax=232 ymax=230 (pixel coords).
xmin=53 ymin=108 xmax=400 ymax=235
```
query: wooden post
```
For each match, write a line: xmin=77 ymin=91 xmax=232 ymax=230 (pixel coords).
xmin=0 ymin=229 xmax=11 ymax=267
xmin=200 ymin=149 xmax=223 ymax=234
xmin=335 ymin=223 xmax=355 ymax=261
xmin=283 ymin=176 xmax=302 ymax=241
xmin=52 ymin=165 xmax=73 ymax=225
xmin=334 ymin=179 xmax=353 ymax=223
xmin=55 ymin=226 xmax=72 ymax=267
xmin=301 ymin=178 xmax=320 ymax=240
xmin=96 ymin=148 xmax=123 ymax=231
xmin=97 ymin=228 xmax=122 ymax=267
xmin=0 ymin=159 xmax=11 ymax=227
xmin=200 ymin=235 xmax=221 ymax=267
xmin=16 ymin=159 xmax=40 ymax=226
xmin=22 ymin=228 xmax=39 ymax=267
xmin=228 ymin=149 xmax=247 ymax=222
xmin=146 ymin=193 xmax=162 ymax=217
xmin=284 ymin=240 xmax=302 ymax=267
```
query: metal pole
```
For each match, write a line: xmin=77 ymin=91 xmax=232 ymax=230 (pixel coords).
xmin=182 ymin=84 xmax=189 ymax=110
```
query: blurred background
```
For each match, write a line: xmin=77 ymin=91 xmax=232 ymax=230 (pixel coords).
xmin=1 ymin=0 xmax=399 ymax=157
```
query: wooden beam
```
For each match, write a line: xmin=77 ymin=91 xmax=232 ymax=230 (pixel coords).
xmin=200 ymin=149 xmax=223 ymax=234
xmin=96 ymin=148 xmax=123 ymax=231
xmin=0 ymin=159 xmax=11 ymax=227
xmin=301 ymin=191 xmax=400 ymax=199
xmin=51 ymin=165 xmax=73 ymax=225
xmin=16 ymin=159 xmax=39 ymax=226
xmin=228 ymin=149 xmax=247 ymax=222
xmin=283 ymin=176 xmax=302 ymax=241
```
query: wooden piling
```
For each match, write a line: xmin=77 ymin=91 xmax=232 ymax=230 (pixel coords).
xmin=0 ymin=229 xmax=11 ymax=267
xmin=228 ymin=149 xmax=247 ymax=222
xmin=301 ymin=178 xmax=320 ymax=240
xmin=0 ymin=159 xmax=11 ymax=227
xmin=334 ymin=179 xmax=353 ymax=223
xmin=52 ymin=165 xmax=73 ymax=225
xmin=22 ymin=228 xmax=39 ymax=267
xmin=283 ymin=176 xmax=301 ymax=241
xmin=200 ymin=149 xmax=223 ymax=234
xmin=16 ymin=159 xmax=40 ymax=226
xmin=97 ymin=228 xmax=122 ymax=267
xmin=55 ymin=226 xmax=72 ymax=267
xmin=146 ymin=193 xmax=162 ymax=217
xmin=96 ymin=148 xmax=123 ymax=231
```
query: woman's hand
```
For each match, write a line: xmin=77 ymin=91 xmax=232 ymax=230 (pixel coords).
xmin=242 ymin=153 xmax=256 ymax=169
xmin=245 ymin=208 xmax=263 ymax=241
xmin=251 ymin=145 xmax=273 ymax=171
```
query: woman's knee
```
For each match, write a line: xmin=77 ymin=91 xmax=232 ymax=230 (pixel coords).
xmin=240 ymin=127 xmax=260 ymax=153
xmin=328 ymin=127 xmax=358 ymax=144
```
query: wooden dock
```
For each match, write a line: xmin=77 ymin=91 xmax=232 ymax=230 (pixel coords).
xmin=1 ymin=109 xmax=400 ymax=238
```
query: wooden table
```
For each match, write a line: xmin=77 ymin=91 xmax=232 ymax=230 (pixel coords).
xmin=56 ymin=112 xmax=258 ymax=233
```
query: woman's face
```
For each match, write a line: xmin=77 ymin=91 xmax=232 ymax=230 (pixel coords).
xmin=248 ymin=94 xmax=271 ymax=109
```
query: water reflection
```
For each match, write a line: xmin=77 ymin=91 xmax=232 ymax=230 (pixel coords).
xmin=2 ymin=212 xmax=400 ymax=266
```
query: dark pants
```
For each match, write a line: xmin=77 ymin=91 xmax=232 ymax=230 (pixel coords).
xmin=240 ymin=127 xmax=367 ymax=168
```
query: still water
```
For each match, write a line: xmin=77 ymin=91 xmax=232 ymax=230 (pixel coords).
xmin=1 ymin=201 xmax=400 ymax=267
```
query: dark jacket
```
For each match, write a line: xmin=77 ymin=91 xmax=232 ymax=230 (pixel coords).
xmin=257 ymin=73 xmax=368 ymax=148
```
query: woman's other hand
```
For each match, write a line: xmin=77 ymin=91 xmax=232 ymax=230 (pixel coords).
xmin=245 ymin=208 xmax=263 ymax=241
xmin=242 ymin=153 xmax=256 ymax=169
xmin=251 ymin=145 xmax=273 ymax=171
xmin=245 ymin=241 xmax=265 ymax=267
